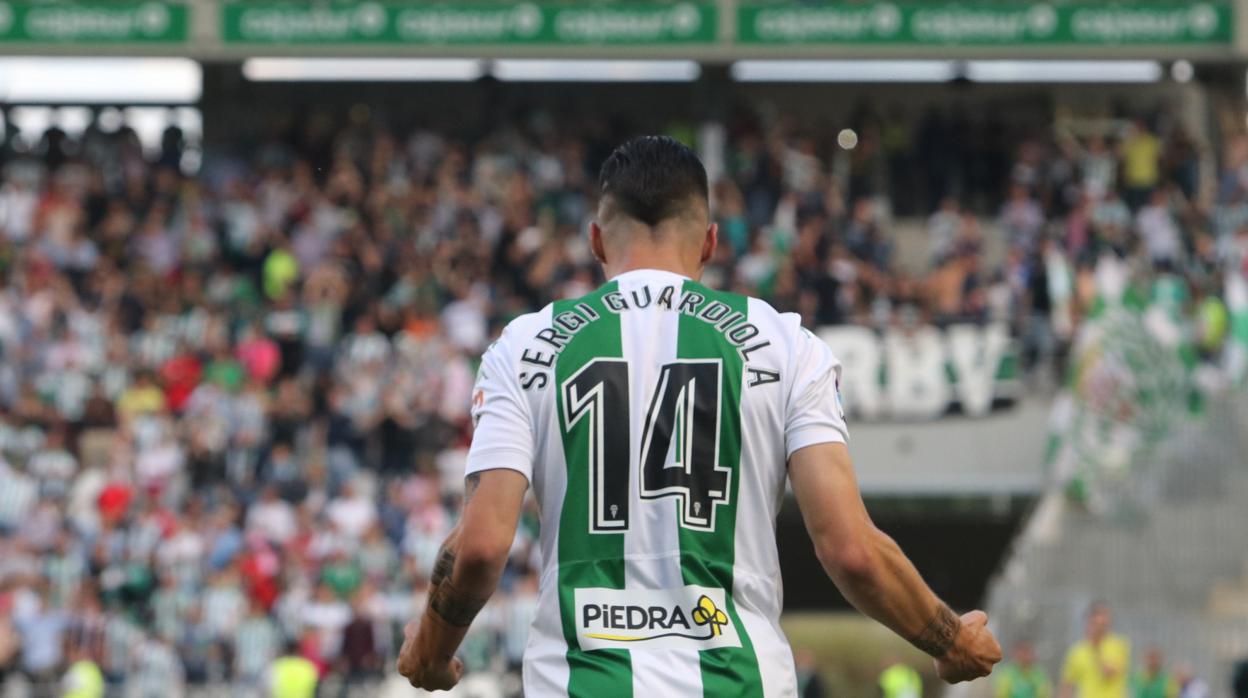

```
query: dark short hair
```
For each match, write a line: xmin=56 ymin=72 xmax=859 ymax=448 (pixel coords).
xmin=598 ymin=136 xmax=709 ymax=227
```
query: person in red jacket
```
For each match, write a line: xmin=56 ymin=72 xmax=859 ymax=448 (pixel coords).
xmin=158 ymin=347 xmax=202 ymax=413
xmin=238 ymin=532 xmax=280 ymax=611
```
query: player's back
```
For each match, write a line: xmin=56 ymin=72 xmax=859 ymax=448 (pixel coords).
xmin=466 ymin=269 xmax=848 ymax=698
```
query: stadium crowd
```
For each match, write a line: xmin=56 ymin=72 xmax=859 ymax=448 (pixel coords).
xmin=0 ymin=99 xmax=1242 ymax=697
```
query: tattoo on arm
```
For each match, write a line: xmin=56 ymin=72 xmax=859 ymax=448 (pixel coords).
xmin=464 ymin=473 xmax=481 ymax=504
xmin=428 ymin=578 xmax=489 ymax=627
xmin=911 ymin=604 xmax=960 ymax=657
xmin=430 ymin=544 xmax=455 ymax=590
xmin=422 ymin=474 xmax=491 ymax=626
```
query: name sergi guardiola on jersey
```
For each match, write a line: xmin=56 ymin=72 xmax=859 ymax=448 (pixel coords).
xmin=515 ymin=284 xmax=780 ymax=392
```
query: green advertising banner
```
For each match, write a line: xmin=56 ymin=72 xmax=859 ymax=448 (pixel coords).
xmin=738 ymin=2 xmax=1232 ymax=45
xmin=0 ymin=1 xmax=188 ymax=43
xmin=222 ymin=2 xmax=718 ymax=45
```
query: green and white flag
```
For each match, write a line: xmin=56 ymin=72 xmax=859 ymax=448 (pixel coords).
xmin=1047 ymin=258 xmax=1202 ymax=510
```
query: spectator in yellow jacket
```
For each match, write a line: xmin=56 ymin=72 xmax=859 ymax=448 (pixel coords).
xmin=1060 ymin=602 xmax=1130 ymax=698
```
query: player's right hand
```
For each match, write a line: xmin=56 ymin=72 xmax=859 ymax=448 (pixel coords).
xmin=933 ymin=610 xmax=1002 ymax=683
xmin=397 ymin=619 xmax=465 ymax=692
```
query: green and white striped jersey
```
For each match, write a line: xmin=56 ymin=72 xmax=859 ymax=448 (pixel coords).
xmin=466 ymin=269 xmax=848 ymax=698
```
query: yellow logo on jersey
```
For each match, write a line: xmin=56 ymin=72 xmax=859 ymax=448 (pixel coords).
xmin=690 ymin=595 xmax=729 ymax=637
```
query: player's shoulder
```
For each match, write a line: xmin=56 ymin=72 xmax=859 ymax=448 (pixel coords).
xmin=729 ymin=293 xmax=811 ymax=349
xmin=484 ymin=306 xmax=554 ymax=360
xmin=498 ymin=306 xmax=555 ymax=339
xmin=740 ymin=294 xmax=842 ymax=367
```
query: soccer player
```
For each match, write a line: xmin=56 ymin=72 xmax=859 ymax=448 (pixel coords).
xmin=397 ymin=136 xmax=1001 ymax=695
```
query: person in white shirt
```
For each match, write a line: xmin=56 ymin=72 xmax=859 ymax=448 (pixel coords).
xmin=1136 ymin=187 xmax=1182 ymax=266
xmin=246 ymin=485 xmax=297 ymax=545
xmin=326 ymin=480 xmax=377 ymax=541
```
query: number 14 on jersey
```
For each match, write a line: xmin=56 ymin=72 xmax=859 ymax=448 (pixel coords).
xmin=562 ymin=358 xmax=731 ymax=535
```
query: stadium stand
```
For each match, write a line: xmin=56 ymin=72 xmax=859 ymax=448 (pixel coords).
xmin=974 ymin=394 xmax=1248 ymax=698
xmin=0 ymin=92 xmax=1243 ymax=696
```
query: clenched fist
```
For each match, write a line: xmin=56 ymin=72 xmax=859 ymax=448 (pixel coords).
xmin=397 ymin=619 xmax=465 ymax=692
xmin=934 ymin=610 xmax=1003 ymax=683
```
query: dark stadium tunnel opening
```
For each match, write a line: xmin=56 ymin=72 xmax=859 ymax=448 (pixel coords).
xmin=777 ymin=495 xmax=1035 ymax=612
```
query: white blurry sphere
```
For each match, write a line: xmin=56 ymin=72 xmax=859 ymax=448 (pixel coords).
xmin=837 ymin=128 xmax=858 ymax=150
xmin=1170 ymin=59 xmax=1194 ymax=83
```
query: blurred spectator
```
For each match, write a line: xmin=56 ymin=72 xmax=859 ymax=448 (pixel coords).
xmin=1136 ymin=188 xmax=1182 ymax=267
xmin=1173 ymin=663 xmax=1209 ymax=698
xmin=1059 ymin=602 xmax=1130 ymax=698
xmin=996 ymin=641 xmax=1052 ymax=698
xmin=234 ymin=598 xmax=280 ymax=687
xmin=1130 ymin=647 xmax=1177 ymax=698
xmin=339 ymin=592 xmax=380 ymax=692
xmin=326 ymin=480 xmax=376 ymax=541
xmin=928 ymin=196 xmax=961 ymax=265
xmin=879 ymin=659 xmax=923 ymax=698
xmin=60 ymin=643 xmax=104 ymax=698
xmin=1121 ymin=120 xmax=1162 ymax=210
xmin=0 ymin=456 xmax=37 ymax=532
xmin=14 ymin=586 xmax=67 ymax=695
xmin=247 ymin=485 xmax=297 ymax=546
xmin=1001 ymin=184 xmax=1046 ymax=252
xmin=267 ymin=637 xmax=318 ymax=698
xmin=127 ymin=634 xmax=184 ymax=698
xmin=1081 ymin=136 xmax=1118 ymax=200
xmin=794 ymin=648 xmax=827 ymax=698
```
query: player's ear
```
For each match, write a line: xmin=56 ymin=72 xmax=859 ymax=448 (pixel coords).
xmin=589 ymin=221 xmax=608 ymax=265
xmin=700 ymin=222 xmax=718 ymax=265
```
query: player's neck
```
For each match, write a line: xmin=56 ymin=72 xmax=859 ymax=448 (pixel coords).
xmin=604 ymin=247 xmax=701 ymax=281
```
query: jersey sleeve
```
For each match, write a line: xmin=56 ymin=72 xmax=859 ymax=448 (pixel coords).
xmin=784 ymin=326 xmax=849 ymax=458
xmin=465 ymin=334 xmax=535 ymax=483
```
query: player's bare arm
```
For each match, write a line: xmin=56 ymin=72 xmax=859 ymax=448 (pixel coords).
xmin=397 ymin=469 xmax=528 ymax=691
xmin=788 ymin=442 xmax=1002 ymax=683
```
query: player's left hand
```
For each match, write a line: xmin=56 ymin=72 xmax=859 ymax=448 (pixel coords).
xmin=397 ymin=619 xmax=465 ymax=691
xmin=933 ymin=610 xmax=1002 ymax=683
